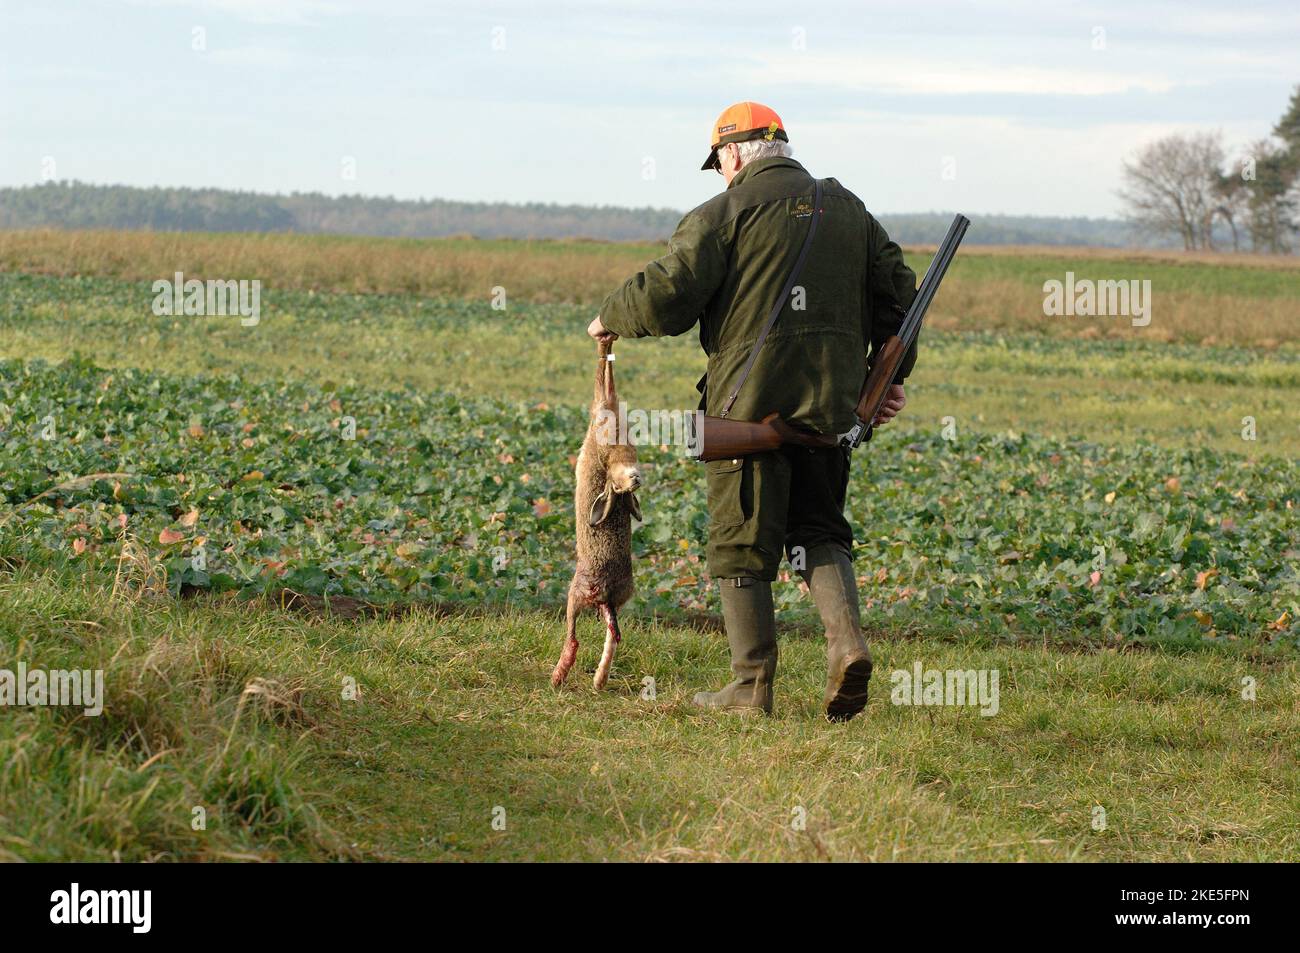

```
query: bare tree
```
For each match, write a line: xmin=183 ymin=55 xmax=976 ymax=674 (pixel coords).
xmin=1118 ymin=132 xmax=1227 ymax=250
xmin=1211 ymin=170 xmax=1247 ymax=252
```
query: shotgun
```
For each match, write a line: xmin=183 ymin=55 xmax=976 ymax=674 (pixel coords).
xmin=691 ymin=212 xmax=970 ymax=462
xmin=841 ymin=212 xmax=970 ymax=449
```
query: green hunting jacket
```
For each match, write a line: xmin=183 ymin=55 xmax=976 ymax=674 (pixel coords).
xmin=598 ymin=157 xmax=918 ymax=435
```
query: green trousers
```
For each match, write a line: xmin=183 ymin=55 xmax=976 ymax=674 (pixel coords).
xmin=705 ymin=444 xmax=854 ymax=581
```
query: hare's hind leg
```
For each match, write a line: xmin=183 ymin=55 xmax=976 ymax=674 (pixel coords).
xmin=592 ymin=602 xmax=621 ymax=691
xmin=551 ymin=583 xmax=581 ymax=688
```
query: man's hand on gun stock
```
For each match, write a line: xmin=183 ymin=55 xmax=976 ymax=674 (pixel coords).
xmin=872 ymin=384 xmax=906 ymax=426
xmin=587 ymin=314 xmax=616 ymax=344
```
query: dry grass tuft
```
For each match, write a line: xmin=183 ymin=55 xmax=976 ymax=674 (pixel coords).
xmin=112 ymin=532 xmax=170 ymax=603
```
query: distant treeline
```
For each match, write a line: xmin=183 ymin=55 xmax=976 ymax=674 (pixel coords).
xmin=875 ymin=212 xmax=1159 ymax=247
xmin=0 ymin=181 xmax=1161 ymax=248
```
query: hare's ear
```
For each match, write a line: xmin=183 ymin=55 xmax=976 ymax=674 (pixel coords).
xmin=588 ymin=488 xmax=615 ymax=526
xmin=627 ymin=491 xmax=642 ymax=523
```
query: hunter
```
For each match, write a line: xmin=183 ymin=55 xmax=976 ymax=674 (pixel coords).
xmin=588 ymin=102 xmax=917 ymax=721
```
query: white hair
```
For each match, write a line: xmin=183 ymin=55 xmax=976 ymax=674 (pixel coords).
xmin=731 ymin=138 xmax=793 ymax=166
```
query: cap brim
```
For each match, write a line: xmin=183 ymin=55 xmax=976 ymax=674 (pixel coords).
xmin=699 ymin=127 xmax=789 ymax=171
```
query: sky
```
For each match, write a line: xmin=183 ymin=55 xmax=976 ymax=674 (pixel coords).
xmin=0 ymin=0 xmax=1296 ymax=217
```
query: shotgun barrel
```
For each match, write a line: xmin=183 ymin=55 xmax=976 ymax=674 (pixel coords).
xmin=841 ymin=213 xmax=970 ymax=449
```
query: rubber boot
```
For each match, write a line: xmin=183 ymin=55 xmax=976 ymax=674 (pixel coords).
xmin=692 ymin=577 xmax=777 ymax=714
xmin=798 ymin=543 xmax=872 ymax=722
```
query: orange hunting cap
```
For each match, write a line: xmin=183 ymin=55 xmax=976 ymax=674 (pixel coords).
xmin=701 ymin=101 xmax=788 ymax=171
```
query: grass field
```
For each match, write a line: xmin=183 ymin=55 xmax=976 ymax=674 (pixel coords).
xmin=3 ymin=228 xmax=1299 ymax=345
xmin=1 ymin=230 xmax=1297 ymax=862
xmin=4 ymin=569 xmax=1297 ymax=862
xmin=3 ymin=272 xmax=1298 ymax=456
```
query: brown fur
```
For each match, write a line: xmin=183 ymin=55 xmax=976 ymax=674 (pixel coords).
xmin=550 ymin=339 xmax=641 ymax=691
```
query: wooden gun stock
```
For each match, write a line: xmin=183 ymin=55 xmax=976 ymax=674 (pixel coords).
xmin=842 ymin=335 xmax=906 ymax=449
xmin=692 ymin=412 xmax=837 ymax=463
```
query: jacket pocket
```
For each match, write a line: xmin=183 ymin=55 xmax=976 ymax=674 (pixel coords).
xmin=706 ymin=457 xmax=747 ymax=528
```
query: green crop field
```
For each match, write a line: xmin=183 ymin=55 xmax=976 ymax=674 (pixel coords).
xmin=1 ymin=234 xmax=1297 ymax=862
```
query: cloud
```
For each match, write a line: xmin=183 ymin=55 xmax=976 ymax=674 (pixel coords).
xmin=733 ymin=52 xmax=1178 ymax=97
xmin=121 ymin=0 xmax=351 ymax=26
xmin=206 ymin=45 xmax=318 ymax=69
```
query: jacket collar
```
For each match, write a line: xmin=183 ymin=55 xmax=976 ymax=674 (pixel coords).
xmin=727 ymin=156 xmax=807 ymax=190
